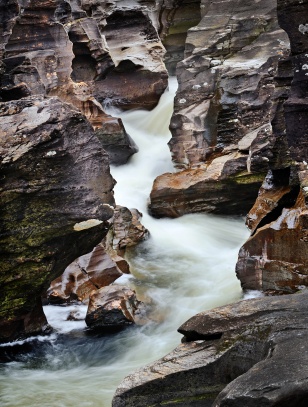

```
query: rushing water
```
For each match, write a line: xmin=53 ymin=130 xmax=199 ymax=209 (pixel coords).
xmin=0 ymin=79 xmax=250 ymax=407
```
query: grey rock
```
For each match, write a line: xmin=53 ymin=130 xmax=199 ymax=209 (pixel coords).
xmin=112 ymin=291 xmax=308 ymax=406
xmin=0 ymin=96 xmax=115 ymax=342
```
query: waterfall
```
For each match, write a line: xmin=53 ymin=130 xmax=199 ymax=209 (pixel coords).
xmin=0 ymin=79 xmax=250 ymax=407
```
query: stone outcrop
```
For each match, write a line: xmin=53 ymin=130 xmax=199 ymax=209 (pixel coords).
xmin=149 ymin=0 xmax=290 ymax=217
xmin=0 ymin=0 xmax=168 ymax=110
xmin=46 ymin=243 xmax=123 ymax=304
xmin=47 ymin=205 xmax=149 ymax=303
xmin=236 ymin=0 xmax=308 ymax=294
xmin=96 ymin=117 xmax=138 ymax=166
xmin=0 ymin=96 xmax=115 ymax=342
xmin=1 ymin=0 xmax=170 ymax=167
xmin=85 ymin=284 xmax=146 ymax=331
xmin=158 ymin=0 xmax=201 ymax=74
xmin=113 ymin=290 xmax=308 ymax=407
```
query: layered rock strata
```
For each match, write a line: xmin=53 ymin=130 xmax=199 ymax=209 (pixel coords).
xmin=113 ymin=290 xmax=308 ymax=407
xmin=158 ymin=0 xmax=201 ymax=74
xmin=1 ymin=0 xmax=169 ymax=165
xmin=149 ymin=0 xmax=290 ymax=217
xmin=0 ymin=96 xmax=115 ymax=342
xmin=236 ymin=0 xmax=308 ymax=294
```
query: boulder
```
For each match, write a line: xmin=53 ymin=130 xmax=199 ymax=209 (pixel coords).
xmin=47 ymin=243 xmax=123 ymax=304
xmin=0 ymin=96 xmax=115 ymax=342
xmin=111 ymin=206 xmax=150 ymax=253
xmin=96 ymin=117 xmax=138 ymax=166
xmin=112 ymin=290 xmax=308 ymax=407
xmin=47 ymin=206 xmax=149 ymax=303
xmin=85 ymin=285 xmax=146 ymax=331
xmin=149 ymin=158 xmax=265 ymax=217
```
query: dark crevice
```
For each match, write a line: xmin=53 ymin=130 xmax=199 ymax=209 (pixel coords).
xmin=180 ymin=331 xmax=223 ymax=342
xmin=252 ymin=183 xmax=300 ymax=235
xmin=0 ymin=83 xmax=31 ymax=101
xmin=70 ymin=43 xmax=96 ymax=82
xmin=158 ymin=0 xmax=202 ymax=75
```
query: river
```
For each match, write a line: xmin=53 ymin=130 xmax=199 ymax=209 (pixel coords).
xmin=0 ymin=78 xmax=251 ymax=407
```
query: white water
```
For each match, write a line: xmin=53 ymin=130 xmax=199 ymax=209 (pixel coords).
xmin=0 ymin=79 xmax=250 ymax=407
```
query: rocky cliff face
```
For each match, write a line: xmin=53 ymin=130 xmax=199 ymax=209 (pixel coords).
xmin=0 ymin=0 xmax=170 ymax=341
xmin=0 ymin=96 xmax=115 ymax=342
xmin=236 ymin=0 xmax=308 ymax=294
xmin=149 ymin=0 xmax=290 ymax=217
xmin=0 ymin=0 xmax=168 ymax=165
xmin=113 ymin=0 xmax=308 ymax=405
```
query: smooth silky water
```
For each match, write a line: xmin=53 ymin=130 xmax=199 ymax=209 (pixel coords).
xmin=0 ymin=78 xmax=251 ymax=407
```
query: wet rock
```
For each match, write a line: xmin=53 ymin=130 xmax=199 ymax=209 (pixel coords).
xmin=47 ymin=206 xmax=149 ymax=303
xmin=111 ymin=206 xmax=150 ymax=253
xmin=112 ymin=290 xmax=308 ymax=407
xmin=0 ymin=96 xmax=115 ymax=342
xmin=96 ymin=117 xmax=138 ymax=165
xmin=47 ymin=243 xmax=123 ymax=304
xmin=149 ymin=161 xmax=265 ymax=217
xmin=150 ymin=0 xmax=290 ymax=217
xmin=85 ymin=285 xmax=145 ymax=331
xmin=235 ymin=0 xmax=308 ymax=294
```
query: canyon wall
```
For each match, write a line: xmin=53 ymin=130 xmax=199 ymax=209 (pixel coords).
xmin=236 ymin=0 xmax=308 ymax=294
xmin=113 ymin=0 xmax=308 ymax=404
xmin=0 ymin=0 xmax=167 ymax=342
xmin=149 ymin=0 xmax=290 ymax=217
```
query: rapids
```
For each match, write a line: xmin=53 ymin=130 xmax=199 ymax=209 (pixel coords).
xmin=0 ymin=79 xmax=251 ymax=407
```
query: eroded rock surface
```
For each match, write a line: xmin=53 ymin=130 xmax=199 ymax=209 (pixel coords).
xmin=113 ymin=290 xmax=308 ymax=407
xmin=1 ymin=0 xmax=170 ymax=168
xmin=0 ymin=96 xmax=115 ymax=342
xmin=47 ymin=206 xmax=149 ymax=303
xmin=85 ymin=284 xmax=146 ymax=331
xmin=47 ymin=243 xmax=123 ymax=304
xmin=149 ymin=0 xmax=290 ymax=217
xmin=236 ymin=0 xmax=308 ymax=294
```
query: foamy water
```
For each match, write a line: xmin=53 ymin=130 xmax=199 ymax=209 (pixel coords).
xmin=0 ymin=78 xmax=250 ymax=407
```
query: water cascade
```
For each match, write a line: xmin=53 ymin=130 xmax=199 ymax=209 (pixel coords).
xmin=0 ymin=79 xmax=250 ymax=407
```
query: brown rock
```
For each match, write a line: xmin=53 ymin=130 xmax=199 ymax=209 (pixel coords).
xmin=96 ymin=117 xmax=138 ymax=166
xmin=47 ymin=206 xmax=149 ymax=303
xmin=149 ymin=161 xmax=265 ymax=217
xmin=47 ymin=243 xmax=123 ymax=304
xmin=111 ymin=206 xmax=150 ymax=252
xmin=236 ymin=188 xmax=308 ymax=293
xmin=85 ymin=285 xmax=146 ymax=331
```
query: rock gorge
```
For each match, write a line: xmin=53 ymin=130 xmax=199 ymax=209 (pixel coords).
xmin=0 ymin=0 xmax=308 ymax=406
xmin=113 ymin=0 xmax=308 ymax=405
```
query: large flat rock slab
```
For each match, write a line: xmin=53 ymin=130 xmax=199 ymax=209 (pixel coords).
xmin=113 ymin=291 xmax=308 ymax=406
